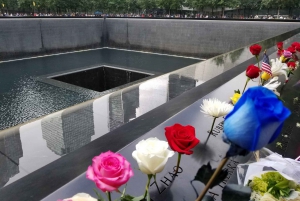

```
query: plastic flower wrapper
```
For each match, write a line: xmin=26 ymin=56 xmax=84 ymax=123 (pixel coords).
xmin=223 ymin=86 xmax=291 ymax=156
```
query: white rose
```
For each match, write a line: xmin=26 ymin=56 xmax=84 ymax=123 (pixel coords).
xmin=132 ymin=137 xmax=174 ymax=175
xmin=62 ymin=193 xmax=97 ymax=201
xmin=261 ymin=193 xmax=279 ymax=201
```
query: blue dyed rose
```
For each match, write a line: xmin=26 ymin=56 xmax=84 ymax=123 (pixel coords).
xmin=224 ymin=87 xmax=291 ymax=151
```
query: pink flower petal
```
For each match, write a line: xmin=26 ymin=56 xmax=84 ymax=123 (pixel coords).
xmin=95 ymin=179 xmax=117 ymax=192
xmin=86 ymin=165 xmax=95 ymax=181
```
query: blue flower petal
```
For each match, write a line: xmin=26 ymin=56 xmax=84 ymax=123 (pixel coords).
xmin=224 ymin=86 xmax=291 ymax=152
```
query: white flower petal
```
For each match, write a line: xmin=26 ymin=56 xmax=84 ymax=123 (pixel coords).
xmin=200 ymin=98 xmax=233 ymax=118
xmin=263 ymin=76 xmax=282 ymax=95
xmin=271 ymin=58 xmax=288 ymax=80
xmin=63 ymin=193 xmax=97 ymax=201
xmin=132 ymin=138 xmax=174 ymax=175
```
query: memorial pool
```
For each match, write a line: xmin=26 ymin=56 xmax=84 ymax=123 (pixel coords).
xmin=0 ymin=48 xmax=201 ymax=131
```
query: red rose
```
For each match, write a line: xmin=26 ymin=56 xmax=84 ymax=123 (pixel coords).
xmin=277 ymin=42 xmax=283 ymax=49
xmin=246 ymin=65 xmax=261 ymax=79
xmin=165 ymin=124 xmax=199 ymax=155
xmin=296 ymin=45 xmax=300 ymax=52
xmin=291 ymin=42 xmax=300 ymax=48
xmin=277 ymin=49 xmax=284 ymax=56
xmin=287 ymin=61 xmax=296 ymax=69
xmin=249 ymin=44 xmax=262 ymax=56
xmin=287 ymin=46 xmax=296 ymax=54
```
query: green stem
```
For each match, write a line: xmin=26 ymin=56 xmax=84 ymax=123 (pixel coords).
xmin=255 ymin=55 xmax=260 ymax=70
xmin=204 ymin=117 xmax=217 ymax=145
xmin=256 ymin=55 xmax=263 ymax=84
xmin=175 ymin=153 xmax=182 ymax=175
xmin=143 ymin=174 xmax=152 ymax=199
xmin=242 ymin=78 xmax=250 ymax=94
xmin=107 ymin=191 xmax=112 ymax=201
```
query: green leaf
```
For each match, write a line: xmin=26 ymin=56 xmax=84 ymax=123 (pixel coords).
xmin=121 ymin=194 xmax=135 ymax=201
xmin=275 ymin=180 xmax=290 ymax=189
xmin=234 ymin=89 xmax=241 ymax=94
xmin=121 ymin=184 xmax=127 ymax=196
xmin=131 ymin=195 xmax=144 ymax=201
xmin=93 ymin=189 xmax=105 ymax=201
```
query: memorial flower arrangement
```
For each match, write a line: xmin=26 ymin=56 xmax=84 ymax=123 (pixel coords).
xmin=248 ymin=172 xmax=300 ymax=201
xmin=231 ymin=42 xmax=300 ymax=105
xmin=276 ymin=41 xmax=300 ymax=83
xmin=59 ymin=131 xmax=200 ymax=201
xmin=58 ymin=42 xmax=298 ymax=201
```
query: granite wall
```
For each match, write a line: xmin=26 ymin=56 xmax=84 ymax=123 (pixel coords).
xmin=1 ymin=18 xmax=300 ymax=60
xmin=105 ymin=19 xmax=300 ymax=58
xmin=0 ymin=18 xmax=104 ymax=60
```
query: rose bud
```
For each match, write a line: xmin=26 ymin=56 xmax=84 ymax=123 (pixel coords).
xmin=291 ymin=42 xmax=300 ymax=48
xmin=287 ymin=46 xmax=296 ymax=54
xmin=277 ymin=42 xmax=283 ymax=50
xmin=249 ymin=44 xmax=262 ymax=56
xmin=287 ymin=61 xmax=296 ymax=70
xmin=165 ymin=124 xmax=199 ymax=155
xmin=246 ymin=65 xmax=260 ymax=79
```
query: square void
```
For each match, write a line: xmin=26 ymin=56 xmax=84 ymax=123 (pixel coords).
xmin=51 ymin=66 xmax=151 ymax=92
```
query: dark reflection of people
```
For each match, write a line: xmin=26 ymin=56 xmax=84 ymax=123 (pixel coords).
xmin=42 ymin=103 xmax=94 ymax=156
xmin=0 ymin=131 xmax=23 ymax=188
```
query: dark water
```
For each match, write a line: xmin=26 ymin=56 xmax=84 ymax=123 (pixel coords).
xmin=0 ymin=48 xmax=200 ymax=130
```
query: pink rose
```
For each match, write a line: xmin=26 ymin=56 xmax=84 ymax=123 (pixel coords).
xmin=283 ymin=50 xmax=292 ymax=58
xmin=86 ymin=151 xmax=133 ymax=192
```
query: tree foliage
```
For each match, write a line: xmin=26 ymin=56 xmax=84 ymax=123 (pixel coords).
xmin=0 ymin=0 xmax=299 ymax=14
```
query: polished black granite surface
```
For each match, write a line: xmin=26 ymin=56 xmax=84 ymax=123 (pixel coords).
xmin=0 ymin=28 xmax=300 ymax=200
xmin=42 ymin=37 xmax=300 ymax=201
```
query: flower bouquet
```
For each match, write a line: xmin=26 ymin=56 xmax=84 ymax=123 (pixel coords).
xmin=247 ymin=171 xmax=300 ymax=201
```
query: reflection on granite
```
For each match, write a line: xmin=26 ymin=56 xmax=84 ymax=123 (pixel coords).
xmin=41 ymin=68 xmax=260 ymax=201
xmin=42 ymin=104 xmax=94 ymax=155
xmin=0 ymin=132 xmax=23 ymax=188
xmin=1 ymin=28 xmax=300 ymax=191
